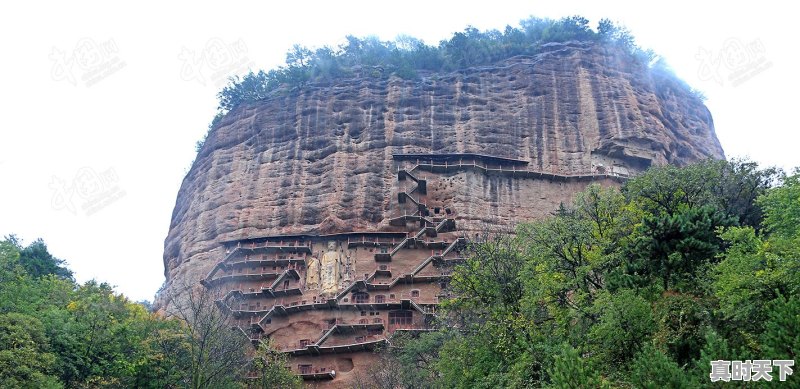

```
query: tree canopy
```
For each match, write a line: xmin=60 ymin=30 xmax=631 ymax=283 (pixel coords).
xmin=194 ymin=16 xmax=701 ymax=153
xmin=215 ymin=16 xmax=648 ymax=114
xmin=0 ymin=237 xmax=295 ymax=388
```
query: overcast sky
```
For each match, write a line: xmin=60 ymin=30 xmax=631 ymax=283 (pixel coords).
xmin=1 ymin=1 xmax=797 ymax=302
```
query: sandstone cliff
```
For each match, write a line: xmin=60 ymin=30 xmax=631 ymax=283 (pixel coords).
xmin=163 ymin=40 xmax=724 ymax=291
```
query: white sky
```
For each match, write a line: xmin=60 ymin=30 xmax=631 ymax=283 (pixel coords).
xmin=1 ymin=1 xmax=797 ymax=302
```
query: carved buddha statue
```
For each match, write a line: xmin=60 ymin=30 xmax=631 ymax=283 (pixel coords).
xmin=305 ymin=256 xmax=320 ymax=290
xmin=320 ymin=241 xmax=341 ymax=295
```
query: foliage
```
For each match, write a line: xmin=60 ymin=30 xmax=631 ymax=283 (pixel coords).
xmin=614 ymin=159 xmax=779 ymax=292
xmin=188 ymin=15 xmax=668 ymax=151
xmin=448 ymin=233 xmax=528 ymax=325
xmin=546 ymin=343 xmax=609 ymax=389
xmin=434 ymin=332 xmax=513 ymax=388
xmin=442 ymin=233 xmax=540 ymax=387
xmin=589 ymin=289 xmax=654 ymax=365
xmin=376 ymin=160 xmax=799 ymax=388
xmin=758 ymin=167 xmax=800 ymax=242
xmin=622 ymin=159 xmax=778 ymax=227
xmin=249 ymin=340 xmax=302 ymax=389
xmin=215 ymin=17 xmax=651 ymax=113
xmin=624 ymin=204 xmax=734 ymax=292
xmin=651 ymin=292 xmax=711 ymax=366
xmin=690 ymin=330 xmax=742 ymax=388
xmin=0 ymin=312 xmax=61 ymax=388
xmin=0 ymin=237 xmax=293 ymax=388
xmin=354 ymin=330 xmax=453 ymax=389
xmin=4 ymin=235 xmax=72 ymax=280
xmin=761 ymin=295 xmax=800 ymax=362
xmin=629 ymin=344 xmax=692 ymax=389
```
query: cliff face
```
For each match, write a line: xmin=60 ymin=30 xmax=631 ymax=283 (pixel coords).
xmin=164 ymin=41 xmax=722 ymax=284
xmin=162 ymin=40 xmax=723 ymax=385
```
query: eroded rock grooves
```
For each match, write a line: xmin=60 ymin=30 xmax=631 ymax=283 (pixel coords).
xmin=163 ymin=41 xmax=724 ymax=386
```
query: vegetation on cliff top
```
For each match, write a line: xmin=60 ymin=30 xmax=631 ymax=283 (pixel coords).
xmin=195 ymin=16 xmax=703 ymax=152
xmin=215 ymin=16 xmax=648 ymax=114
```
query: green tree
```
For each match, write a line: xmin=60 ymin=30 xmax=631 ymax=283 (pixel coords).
xmin=652 ymin=292 xmax=710 ymax=366
xmin=542 ymin=16 xmax=593 ymax=42
xmin=690 ymin=330 xmax=743 ymax=388
xmin=629 ymin=344 xmax=692 ymax=389
xmin=623 ymin=160 xmax=778 ymax=228
xmin=0 ymin=235 xmax=224 ymax=388
xmin=713 ymin=226 xmax=795 ymax=339
xmin=597 ymin=19 xmax=634 ymax=50
xmin=589 ymin=289 xmax=655 ymax=366
xmin=623 ymin=205 xmax=733 ymax=292
xmin=128 ymin=317 xmax=191 ymax=389
xmin=0 ymin=238 xmax=31 ymax=314
xmin=249 ymin=339 xmax=302 ymax=389
xmin=392 ymin=330 xmax=452 ymax=388
xmin=435 ymin=333 xmax=512 ymax=388
xmin=615 ymin=160 xmax=777 ymax=292
xmin=17 ymin=238 xmax=73 ymax=279
xmin=711 ymin=170 xmax=800 ymax=345
xmin=447 ymin=233 xmax=532 ymax=360
xmin=518 ymin=186 xmax=633 ymax=346
xmin=217 ymin=70 xmax=275 ymax=112
xmin=546 ymin=343 xmax=609 ymax=389
xmin=757 ymin=168 xmax=800 ymax=239
xmin=0 ymin=312 xmax=61 ymax=388
xmin=761 ymin=295 xmax=800 ymax=362
xmin=43 ymin=281 xmax=174 ymax=387
xmin=285 ymin=44 xmax=312 ymax=68
xmin=2 ymin=235 xmax=72 ymax=280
